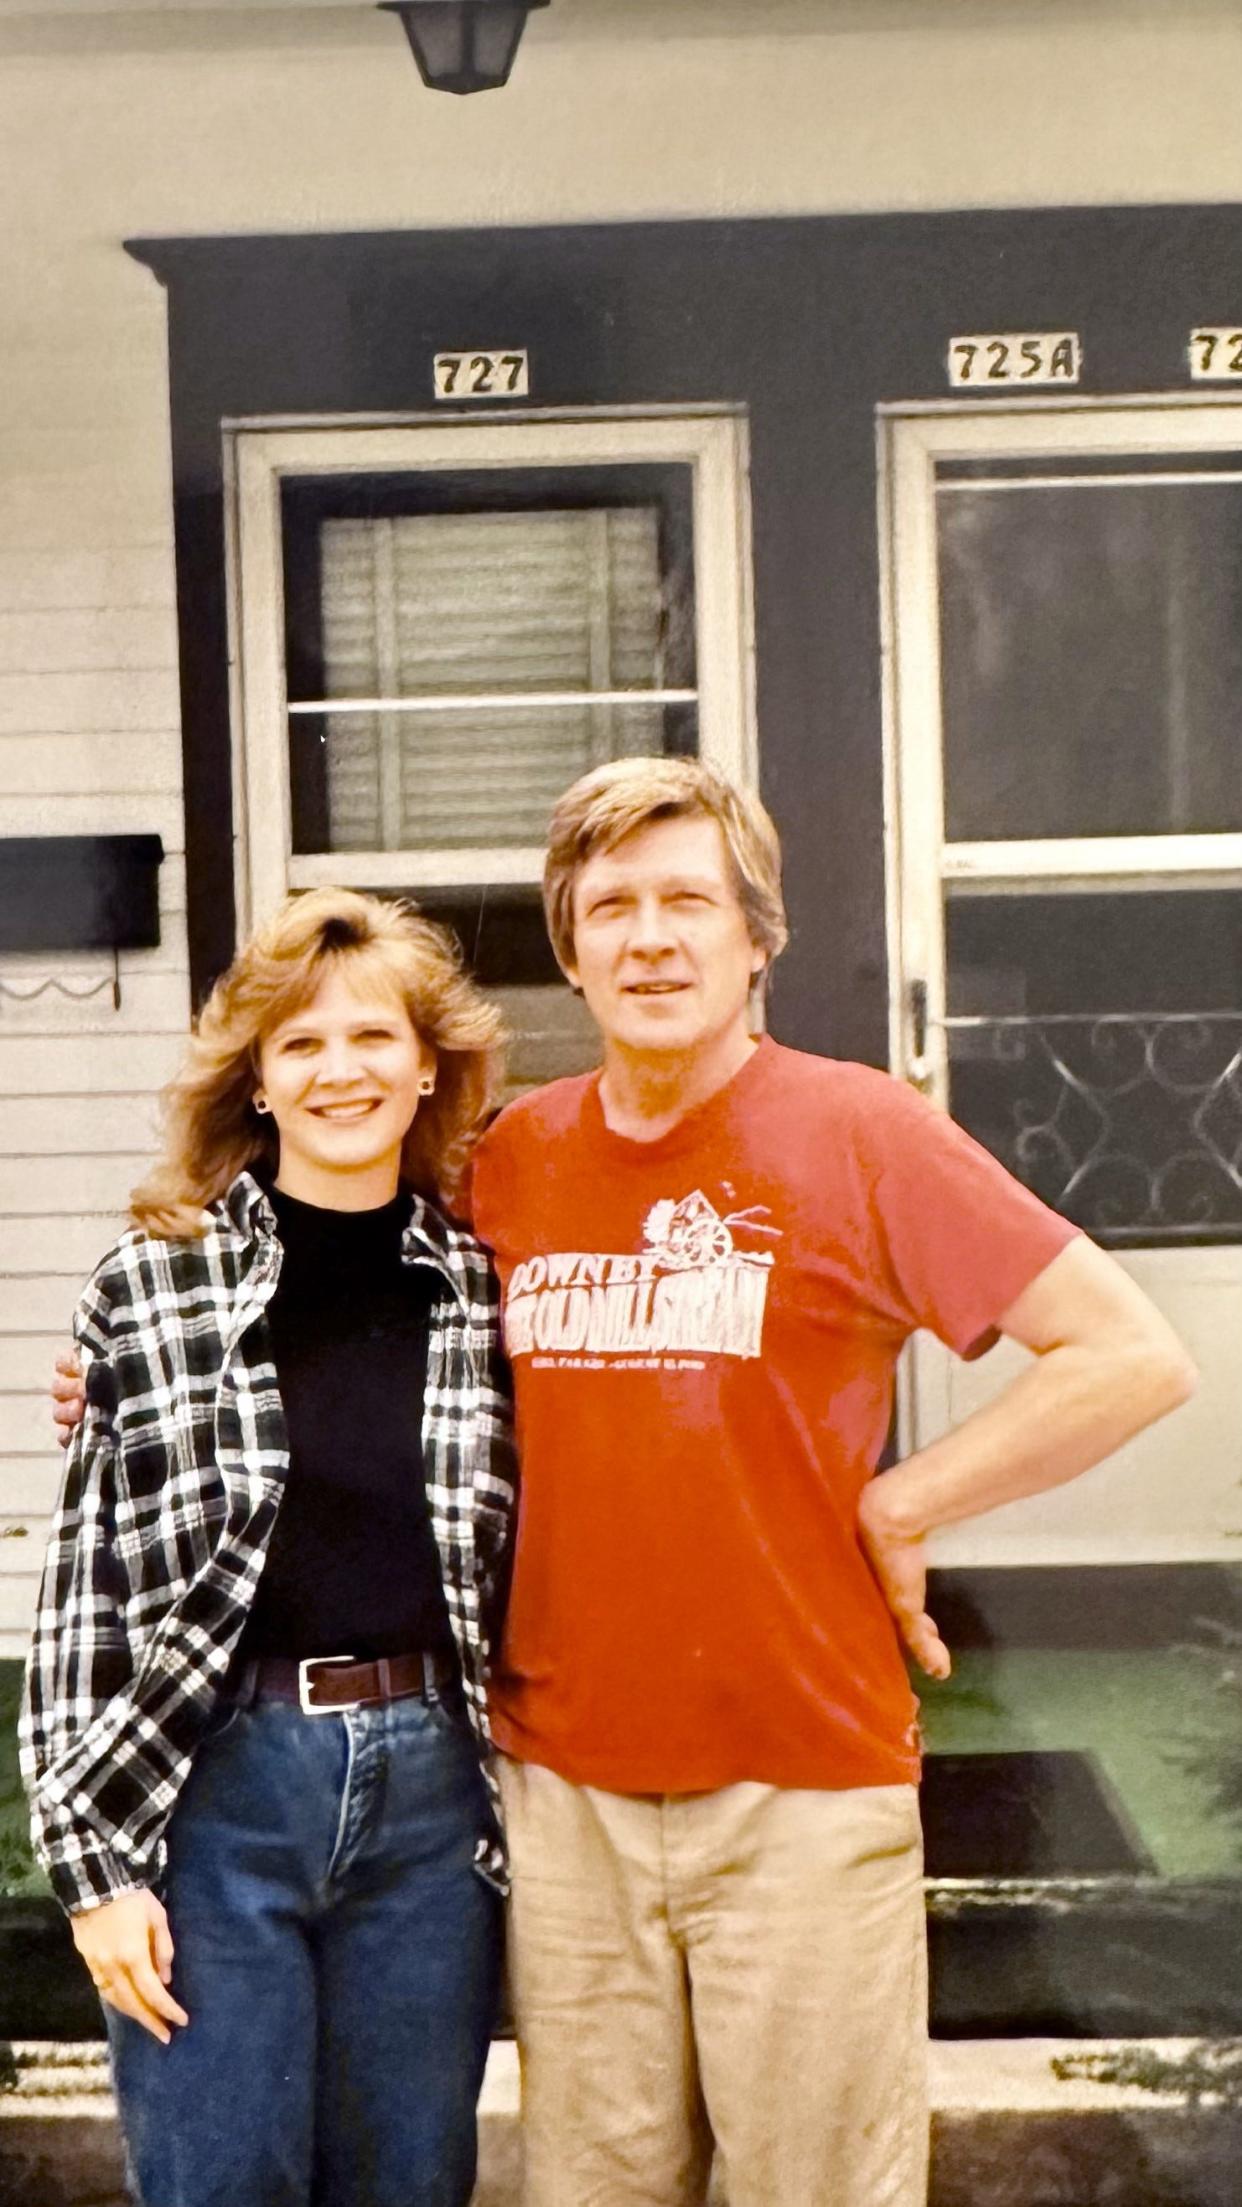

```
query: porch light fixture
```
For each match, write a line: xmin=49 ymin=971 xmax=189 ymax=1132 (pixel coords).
xmin=378 ymin=1 xmax=549 ymax=95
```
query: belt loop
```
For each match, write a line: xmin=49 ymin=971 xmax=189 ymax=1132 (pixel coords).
xmin=377 ymin=1656 xmax=392 ymax=1702
xmin=421 ymin=1650 xmax=439 ymax=1704
xmin=236 ymin=1657 xmax=260 ymax=1710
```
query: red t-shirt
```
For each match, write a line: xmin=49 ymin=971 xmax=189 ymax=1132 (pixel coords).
xmin=471 ymin=1038 xmax=1078 ymax=1795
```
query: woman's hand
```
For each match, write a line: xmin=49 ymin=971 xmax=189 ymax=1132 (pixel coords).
xmin=71 ymin=1890 xmax=189 ymax=2043
xmin=51 ymin=1350 xmax=85 ymax=1447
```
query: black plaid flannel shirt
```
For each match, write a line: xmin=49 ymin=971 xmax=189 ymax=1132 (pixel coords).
xmin=20 ymin=1170 xmax=517 ymax=1914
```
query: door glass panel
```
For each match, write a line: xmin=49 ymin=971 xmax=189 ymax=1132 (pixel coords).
xmin=281 ymin=467 xmax=697 ymax=857
xmin=945 ymin=891 xmax=1242 ymax=1242
xmin=937 ymin=458 xmax=1242 ymax=839
xmin=935 ymin=447 xmax=1242 ymax=1244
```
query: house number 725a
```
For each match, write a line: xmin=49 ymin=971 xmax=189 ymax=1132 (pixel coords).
xmin=947 ymin=333 xmax=1080 ymax=388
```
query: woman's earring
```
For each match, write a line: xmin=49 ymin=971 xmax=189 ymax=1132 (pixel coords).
xmin=253 ymin=1093 xmax=271 ymax=1116
xmin=417 ymin=1076 xmax=435 ymax=1096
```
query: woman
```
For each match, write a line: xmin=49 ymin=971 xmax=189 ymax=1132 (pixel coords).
xmin=20 ymin=889 xmax=516 ymax=2207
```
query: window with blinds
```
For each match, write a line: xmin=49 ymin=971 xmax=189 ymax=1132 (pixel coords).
xmin=284 ymin=477 xmax=698 ymax=861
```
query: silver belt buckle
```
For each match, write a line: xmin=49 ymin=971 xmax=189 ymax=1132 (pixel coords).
xmin=298 ymin=1653 xmax=361 ymax=1716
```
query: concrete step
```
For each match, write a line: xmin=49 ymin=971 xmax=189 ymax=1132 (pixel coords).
xmin=2 ymin=2039 xmax=1240 ymax=2205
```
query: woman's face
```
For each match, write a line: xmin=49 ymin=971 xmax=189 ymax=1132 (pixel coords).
xmin=256 ymin=964 xmax=434 ymax=1210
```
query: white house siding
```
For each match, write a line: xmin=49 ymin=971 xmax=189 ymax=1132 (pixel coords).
xmin=0 ymin=256 xmax=186 ymax=1650
xmin=4 ymin=0 xmax=1242 ymax=1642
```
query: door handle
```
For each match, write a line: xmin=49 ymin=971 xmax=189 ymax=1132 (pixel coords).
xmin=908 ymin=978 xmax=933 ymax=1089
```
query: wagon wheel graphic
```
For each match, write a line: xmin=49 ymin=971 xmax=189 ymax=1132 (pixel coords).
xmin=680 ymin=1217 xmax=734 ymax=1265
xmin=657 ymin=1210 xmax=735 ymax=1267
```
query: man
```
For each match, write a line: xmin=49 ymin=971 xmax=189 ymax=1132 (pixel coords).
xmin=467 ymin=758 xmax=1194 ymax=2207
xmin=56 ymin=757 xmax=1195 ymax=2207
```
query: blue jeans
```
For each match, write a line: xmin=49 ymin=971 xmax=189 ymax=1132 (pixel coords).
xmin=106 ymin=1692 xmax=502 ymax=2207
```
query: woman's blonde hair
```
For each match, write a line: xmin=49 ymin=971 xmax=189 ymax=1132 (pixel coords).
xmin=131 ymin=889 xmax=504 ymax=1236
xmin=543 ymin=757 xmax=788 ymax=976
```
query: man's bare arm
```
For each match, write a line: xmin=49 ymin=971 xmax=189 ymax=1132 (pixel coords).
xmin=859 ymin=1237 xmax=1198 ymax=1678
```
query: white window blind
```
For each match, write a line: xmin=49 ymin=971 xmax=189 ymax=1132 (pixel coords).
xmin=307 ymin=506 xmax=690 ymax=852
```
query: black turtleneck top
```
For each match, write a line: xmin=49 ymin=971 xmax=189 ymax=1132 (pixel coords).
xmin=236 ymin=1184 xmax=456 ymax=1664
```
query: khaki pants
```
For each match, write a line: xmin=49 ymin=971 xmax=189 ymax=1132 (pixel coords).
xmin=498 ymin=1757 xmax=928 ymax=2207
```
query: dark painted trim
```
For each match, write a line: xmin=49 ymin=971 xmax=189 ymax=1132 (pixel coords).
xmin=125 ymin=202 xmax=1242 ymax=1035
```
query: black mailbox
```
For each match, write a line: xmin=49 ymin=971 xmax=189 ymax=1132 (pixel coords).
xmin=0 ymin=835 xmax=164 ymax=954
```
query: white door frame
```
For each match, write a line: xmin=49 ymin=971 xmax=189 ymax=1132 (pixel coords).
xmin=224 ymin=408 xmax=756 ymax=933
xmin=878 ymin=396 xmax=1242 ymax=1561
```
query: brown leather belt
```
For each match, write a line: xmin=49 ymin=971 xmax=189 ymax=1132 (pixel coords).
xmin=244 ymin=1650 xmax=457 ymax=1716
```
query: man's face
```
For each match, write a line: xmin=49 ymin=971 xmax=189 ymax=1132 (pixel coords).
xmin=565 ymin=813 xmax=766 ymax=1060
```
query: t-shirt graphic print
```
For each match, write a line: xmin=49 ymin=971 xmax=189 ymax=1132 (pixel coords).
xmin=504 ymin=1187 xmax=780 ymax=1369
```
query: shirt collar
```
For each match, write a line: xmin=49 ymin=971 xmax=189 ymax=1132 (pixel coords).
xmin=219 ymin=1167 xmax=467 ymax=1300
xmin=221 ymin=1167 xmax=277 ymax=1243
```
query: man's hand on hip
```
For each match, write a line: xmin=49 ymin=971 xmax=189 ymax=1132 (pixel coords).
xmin=857 ymin=1481 xmax=951 ymax=1680
xmin=855 ymin=1238 xmax=1197 ymax=1687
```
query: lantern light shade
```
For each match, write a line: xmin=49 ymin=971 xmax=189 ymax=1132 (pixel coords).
xmin=378 ymin=1 xmax=549 ymax=95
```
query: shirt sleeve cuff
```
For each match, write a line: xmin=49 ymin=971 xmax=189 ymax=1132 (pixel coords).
xmin=45 ymin=1843 xmax=149 ymax=1918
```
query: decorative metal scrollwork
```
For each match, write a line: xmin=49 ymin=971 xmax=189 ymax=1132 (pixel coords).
xmin=946 ymin=1012 xmax=1242 ymax=1242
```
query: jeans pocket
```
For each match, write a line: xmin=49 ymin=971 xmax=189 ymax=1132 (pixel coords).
xmin=423 ymin=1686 xmax=473 ymax=1745
xmin=198 ymin=1694 xmax=247 ymax=1748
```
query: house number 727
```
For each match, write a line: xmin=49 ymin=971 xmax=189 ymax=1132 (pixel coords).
xmin=434 ymin=350 xmax=529 ymax=399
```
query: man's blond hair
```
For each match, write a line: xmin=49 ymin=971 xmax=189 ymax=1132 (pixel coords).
xmin=543 ymin=757 xmax=788 ymax=974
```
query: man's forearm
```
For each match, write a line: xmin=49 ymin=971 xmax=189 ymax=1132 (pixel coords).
xmin=856 ymin=1239 xmax=1196 ymax=1677
xmin=871 ymin=1331 xmax=1195 ymax=1541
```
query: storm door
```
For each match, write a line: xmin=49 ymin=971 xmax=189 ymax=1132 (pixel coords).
xmin=883 ymin=404 xmax=1242 ymax=1958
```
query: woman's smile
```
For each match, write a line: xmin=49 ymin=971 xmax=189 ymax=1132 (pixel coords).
xmin=258 ymin=967 xmax=436 ymax=1207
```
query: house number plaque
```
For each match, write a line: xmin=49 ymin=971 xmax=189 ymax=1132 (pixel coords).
xmin=1188 ymin=329 xmax=1242 ymax=379
xmin=947 ymin=332 xmax=1081 ymax=388
xmin=433 ymin=350 xmax=530 ymax=399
